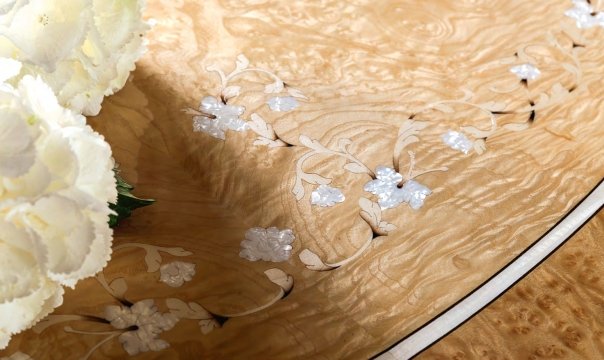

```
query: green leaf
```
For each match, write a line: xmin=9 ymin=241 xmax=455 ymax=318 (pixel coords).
xmin=108 ymin=169 xmax=155 ymax=228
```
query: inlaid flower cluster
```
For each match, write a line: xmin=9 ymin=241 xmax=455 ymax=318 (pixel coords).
xmin=187 ymin=0 xmax=597 ymax=271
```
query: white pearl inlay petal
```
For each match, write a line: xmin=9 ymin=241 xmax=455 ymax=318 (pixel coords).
xmin=267 ymin=96 xmax=299 ymax=112
xmin=565 ymin=0 xmax=604 ymax=29
xmin=104 ymin=300 xmax=178 ymax=356
xmin=442 ymin=130 xmax=474 ymax=154
xmin=239 ymin=227 xmax=295 ymax=262
xmin=364 ymin=166 xmax=432 ymax=210
xmin=159 ymin=261 xmax=196 ymax=288
xmin=193 ymin=96 xmax=248 ymax=140
xmin=311 ymin=185 xmax=345 ymax=207
xmin=510 ymin=63 xmax=541 ymax=81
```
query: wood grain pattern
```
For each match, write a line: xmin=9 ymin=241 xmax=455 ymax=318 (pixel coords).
xmin=421 ymin=210 xmax=604 ymax=360
xmin=2 ymin=1 xmax=604 ymax=359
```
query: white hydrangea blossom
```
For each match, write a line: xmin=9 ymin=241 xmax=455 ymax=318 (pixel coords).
xmin=0 ymin=0 xmax=149 ymax=116
xmin=0 ymin=60 xmax=117 ymax=349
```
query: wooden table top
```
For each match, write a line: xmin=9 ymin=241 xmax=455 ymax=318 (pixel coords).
xmin=2 ymin=1 xmax=603 ymax=359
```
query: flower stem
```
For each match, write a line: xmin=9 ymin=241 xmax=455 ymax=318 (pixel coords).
xmin=80 ymin=332 xmax=121 ymax=360
xmin=219 ymin=289 xmax=287 ymax=318
xmin=325 ymin=233 xmax=374 ymax=268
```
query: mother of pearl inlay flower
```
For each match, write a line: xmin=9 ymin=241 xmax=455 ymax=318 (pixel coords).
xmin=364 ymin=166 xmax=432 ymax=210
xmin=267 ymin=96 xmax=299 ymax=112
xmin=311 ymin=185 xmax=345 ymax=207
xmin=510 ymin=63 xmax=541 ymax=81
xmin=159 ymin=261 xmax=196 ymax=288
xmin=442 ymin=130 xmax=474 ymax=154
xmin=565 ymin=0 xmax=604 ymax=29
xmin=239 ymin=227 xmax=295 ymax=262
xmin=193 ymin=96 xmax=248 ymax=140
xmin=104 ymin=299 xmax=178 ymax=356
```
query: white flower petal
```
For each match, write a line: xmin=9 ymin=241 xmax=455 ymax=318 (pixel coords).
xmin=37 ymin=132 xmax=78 ymax=192
xmin=58 ymin=214 xmax=113 ymax=288
xmin=0 ymin=0 xmax=148 ymax=115
xmin=0 ymin=58 xmax=21 ymax=83
xmin=0 ymin=110 xmax=36 ymax=177
xmin=22 ymin=196 xmax=95 ymax=282
xmin=0 ymin=38 xmax=117 ymax=353
xmin=0 ymin=278 xmax=63 ymax=349
xmin=4 ymin=0 xmax=90 ymax=71
xmin=0 ymin=221 xmax=44 ymax=303
xmin=63 ymin=126 xmax=117 ymax=204
xmin=18 ymin=75 xmax=81 ymax=128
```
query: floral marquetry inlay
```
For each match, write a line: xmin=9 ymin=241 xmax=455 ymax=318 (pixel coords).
xmin=189 ymin=96 xmax=247 ymax=140
xmin=28 ymin=241 xmax=294 ymax=359
xmin=364 ymin=167 xmax=433 ymax=210
xmin=267 ymin=96 xmax=299 ymax=112
xmin=239 ymin=227 xmax=295 ymax=262
xmin=566 ymin=0 xmax=604 ymax=28
xmin=159 ymin=261 xmax=196 ymax=288
xmin=509 ymin=63 xmax=541 ymax=81
xmin=0 ymin=352 xmax=32 ymax=360
xmin=193 ymin=0 xmax=596 ymax=275
xmin=186 ymin=54 xmax=307 ymax=143
xmin=442 ymin=130 xmax=474 ymax=154
xmin=7 ymin=0 xmax=604 ymax=359
xmin=311 ymin=185 xmax=346 ymax=207
xmin=104 ymin=300 xmax=178 ymax=356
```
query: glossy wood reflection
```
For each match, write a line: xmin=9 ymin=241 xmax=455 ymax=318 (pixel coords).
xmin=2 ymin=0 xmax=604 ymax=359
xmin=422 ymin=210 xmax=604 ymax=360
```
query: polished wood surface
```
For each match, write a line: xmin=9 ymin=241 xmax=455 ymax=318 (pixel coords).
xmin=2 ymin=1 xmax=604 ymax=359
xmin=422 ymin=209 xmax=604 ymax=360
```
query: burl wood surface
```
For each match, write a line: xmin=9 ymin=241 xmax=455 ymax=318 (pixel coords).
xmin=421 ymin=211 xmax=604 ymax=360
xmin=3 ymin=1 xmax=604 ymax=359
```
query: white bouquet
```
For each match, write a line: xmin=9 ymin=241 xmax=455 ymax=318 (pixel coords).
xmin=0 ymin=0 xmax=149 ymax=115
xmin=0 ymin=59 xmax=118 ymax=348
